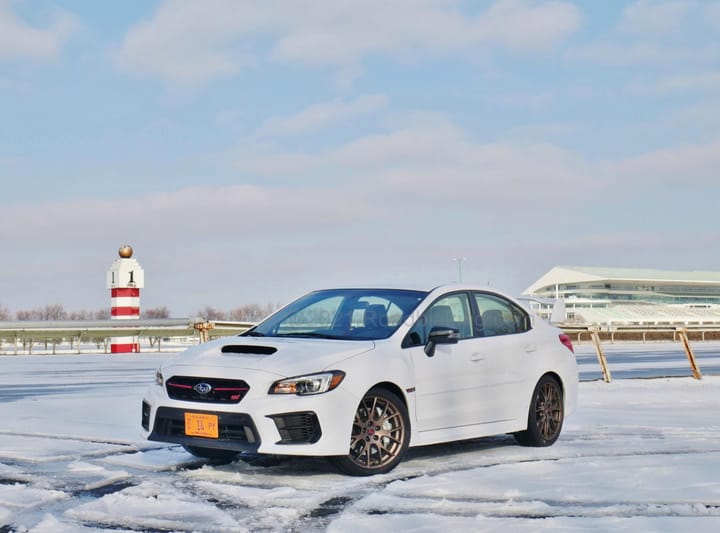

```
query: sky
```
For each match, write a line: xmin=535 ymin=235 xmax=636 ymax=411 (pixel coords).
xmin=1 ymin=344 xmax=719 ymax=530
xmin=1 ymin=0 xmax=720 ymax=317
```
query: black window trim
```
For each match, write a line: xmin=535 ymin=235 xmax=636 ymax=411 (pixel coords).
xmin=401 ymin=290 xmax=534 ymax=348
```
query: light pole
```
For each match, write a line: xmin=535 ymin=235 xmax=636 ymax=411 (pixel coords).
xmin=452 ymin=257 xmax=466 ymax=283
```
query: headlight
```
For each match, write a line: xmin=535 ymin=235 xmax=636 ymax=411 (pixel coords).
xmin=269 ymin=371 xmax=345 ymax=395
xmin=155 ymin=370 xmax=164 ymax=386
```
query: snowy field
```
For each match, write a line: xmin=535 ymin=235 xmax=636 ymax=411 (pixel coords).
xmin=0 ymin=342 xmax=719 ymax=532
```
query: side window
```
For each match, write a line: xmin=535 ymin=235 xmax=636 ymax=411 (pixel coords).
xmin=474 ymin=293 xmax=530 ymax=337
xmin=405 ymin=293 xmax=473 ymax=346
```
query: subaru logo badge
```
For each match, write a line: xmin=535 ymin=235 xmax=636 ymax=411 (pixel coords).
xmin=193 ymin=382 xmax=212 ymax=395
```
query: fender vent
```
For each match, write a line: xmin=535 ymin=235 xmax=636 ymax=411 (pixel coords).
xmin=221 ymin=345 xmax=277 ymax=355
xmin=268 ymin=411 xmax=322 ymax=444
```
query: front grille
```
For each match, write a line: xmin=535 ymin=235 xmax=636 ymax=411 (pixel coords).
xmin=268 ymin=411 xmax=322 ymax=444
xmin=166 ymin=376 xmax=250 ymax=404
xmin=151 ymin=407 xmax=260 ymax=447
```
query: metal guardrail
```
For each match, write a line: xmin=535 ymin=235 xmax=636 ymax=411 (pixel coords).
xmin=0 ymin=319 xmax=254 ymax=354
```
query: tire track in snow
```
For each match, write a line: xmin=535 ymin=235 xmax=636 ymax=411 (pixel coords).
xmin=353 ymin=493 xmax=720 ymax=520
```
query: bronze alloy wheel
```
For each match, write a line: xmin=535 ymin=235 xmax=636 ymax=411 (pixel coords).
xmin=514 ymin=375 xmax=564 ymax=447
xmin=331 ymin=387 xmax=410 ymax=475
xmin=535 ymin=380 xmax=563 ymax=440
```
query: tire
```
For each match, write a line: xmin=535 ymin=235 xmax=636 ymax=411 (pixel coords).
xmin=182 ymin=445 xmax=239 ymax=462
xmin=330 ymin=387 xmax=410 ymax=476
xmin=514 ymin=375 xmax=564 ymax=447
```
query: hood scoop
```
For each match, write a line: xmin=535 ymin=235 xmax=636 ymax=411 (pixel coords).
xmin=221 ymin=344 xmax=277 ymax=355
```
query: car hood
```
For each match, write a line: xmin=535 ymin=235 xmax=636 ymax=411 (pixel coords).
xmin=162 ymin=336 xmax=376 ymax=378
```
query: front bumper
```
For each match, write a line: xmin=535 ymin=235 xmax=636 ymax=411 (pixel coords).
xmin=147 ymin=405 xmax=262 ymax=452
xmin=142 ymin=376 xmax=359 ymax=456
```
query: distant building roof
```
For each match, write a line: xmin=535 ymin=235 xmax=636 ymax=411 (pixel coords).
xmin=523 ymin=266 xmax=720 ymax=295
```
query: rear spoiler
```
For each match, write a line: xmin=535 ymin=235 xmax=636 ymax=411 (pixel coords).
xmin=516 ymin=296 xmax=566 ymax=325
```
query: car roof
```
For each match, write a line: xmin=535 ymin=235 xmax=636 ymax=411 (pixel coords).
xmin=309 ymin=283 xmax=512 ymax=296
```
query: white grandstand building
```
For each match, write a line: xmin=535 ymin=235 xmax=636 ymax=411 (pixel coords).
xmin=523 ymin=266 xmax=720 ymax=326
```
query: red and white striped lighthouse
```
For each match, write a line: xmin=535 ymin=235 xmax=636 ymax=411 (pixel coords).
xmin=106 ymin=245 xmax=145 ymax=353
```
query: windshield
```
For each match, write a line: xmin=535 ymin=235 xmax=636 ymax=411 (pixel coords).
xmin=244 ymin=288 xmax=428 ymax=340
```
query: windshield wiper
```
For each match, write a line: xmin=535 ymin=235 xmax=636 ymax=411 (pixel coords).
xmin=274 ymin=332 xmax=344 ymax=340
xmin=244 ymin=331 xmax=265 ymax=337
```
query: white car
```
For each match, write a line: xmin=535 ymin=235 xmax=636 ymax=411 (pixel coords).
xmin=142 ymin=285 xmax=577 ymax=476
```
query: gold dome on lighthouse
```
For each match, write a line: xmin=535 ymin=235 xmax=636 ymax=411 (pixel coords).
xmin=118 ymin=245 xmax=133 ymax=258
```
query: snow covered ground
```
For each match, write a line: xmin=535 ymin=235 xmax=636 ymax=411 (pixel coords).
xmin=1 ymin=342 xmax=719 ymax=532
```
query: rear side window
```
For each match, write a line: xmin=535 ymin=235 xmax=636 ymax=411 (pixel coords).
xmin=474 ymin=293 xmax=530 ymax=337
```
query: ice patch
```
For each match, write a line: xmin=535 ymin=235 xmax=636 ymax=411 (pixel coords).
xmin=65 ymin=480 xmax=243 ymax=532
xmin=100 ymin=446 xmax=201 ymax=471
xmin=0 ymin=483 xmax=67 ymax=510
xmin=0 ymin=434 xmax=130 ymax=463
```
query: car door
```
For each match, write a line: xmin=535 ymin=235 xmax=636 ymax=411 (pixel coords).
xmin=404 ymin=292 xmax=488 ymax=432
xmin=472 ymin=292 xmax=534 ymax=422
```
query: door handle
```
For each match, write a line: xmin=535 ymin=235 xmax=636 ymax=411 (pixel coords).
xmin=524 ymin=344 xmax=537 ymax=353
xmin=471 ymin=353 xmax=485 ymax=362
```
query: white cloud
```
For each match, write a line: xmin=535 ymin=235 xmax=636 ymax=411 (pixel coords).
xmin=0 ymin=123 xmax=595 ymax=311
xmin=115 ymin=0 xmax=267 ymax=84
xmin=257 ymin=94 xmax=388 ymax=136
xmin=4 ymin=127 xmax=720 ymax=311
xmin=601 ymin=139 xmax=720 ymax=186
xmin=705 ymin=2 xmax=720 ymax=29
xmin=627 ymin=71 xmax=720 ymax=96
xmin=0 ymin=184 xmax=363 ymax=256
xmin=653 ymin=71 xmax=720 ymax=93
xmin=566 ymin=41 xmax=691 ymax=66
xmin=233 ymin=122 xmax=592 ymax=209
xmin=334 ymin=64 xmax=365 ymax=89
xmin=668 ymin=101 xmax=720 ymax=129
xmin=269 ymin=0 xmax=581 ymax=64
xmin=567 ymin=1 xmax=719 ymax=68
xmin=506 ymin=121 xmax=583 ymax=142
xmin=231 ymin=122 xmax=720 ymax=216
xmin=0 ymin=2 xmax=77 ymax=61
xmin=472 ymin=0 xmax=582 ymax=51
xmin=2 ymin=122 xmax=597 ymax=253
xmin=116 ymin=0 xmax=581 ymax=85
xmin=618 ymin=0 xmax=694 ymax=35
xmin=489 ymin=90 xmax=554 ymax=111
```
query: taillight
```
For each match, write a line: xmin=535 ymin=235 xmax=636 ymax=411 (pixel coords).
xmin=559 ymin=333 xmax=574 ymax=353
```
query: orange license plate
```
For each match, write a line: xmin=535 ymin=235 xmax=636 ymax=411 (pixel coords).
xmin=184 ymin=413 xmax=219 ymax=438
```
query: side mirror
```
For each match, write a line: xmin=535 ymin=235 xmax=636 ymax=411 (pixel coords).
xmin=424 ymin=327 xmax=460 ymax=357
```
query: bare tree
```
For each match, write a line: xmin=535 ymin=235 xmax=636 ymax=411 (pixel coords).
xmin=197 ymin=306 xmax=227 ymax=321
xmin=16 ymin=304 xmax=67 ymax=320
xmin=228 ymin=303 xmax=277 ymax=322
xmin=0 ymin=304 xmax=10 ymax=321
xmin=42 ymin=304 xmax=67 ymax=320
xmin=60 ymin=308 xmax=112 ymax=320
xmin=143 ymin=306 xmax=171 ymax=319
xmin=16 ymin=309 xmax=38 ymax=320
